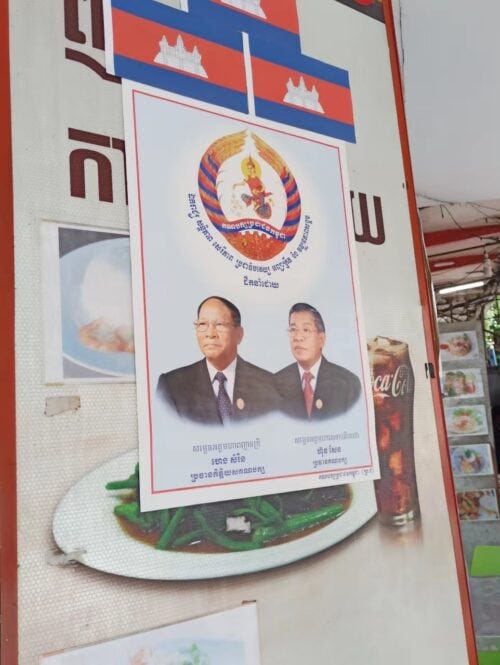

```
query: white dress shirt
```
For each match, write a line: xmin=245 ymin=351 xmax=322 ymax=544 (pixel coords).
xmin=298 ymin=357 xmax=322 ymax=393
xmin=206 ymin=357 xmax=237 ymax=403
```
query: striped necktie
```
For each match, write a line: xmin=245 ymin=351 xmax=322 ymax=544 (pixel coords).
xmin=214 ymin=371 xmax=232 ymax=423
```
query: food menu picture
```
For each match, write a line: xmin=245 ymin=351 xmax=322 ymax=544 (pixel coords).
xmin=40 ymin=605 xmax=261 ymax=665
xmin=442 ymin=367 xmax=484 ymax=400
xmin=444 ymin=405 xmax=489 ymax=437
xmin=456 ymin=489 xmax=500 ymax=522
xmin=450 ymin=444 xmax=495 ymax=477
xmin=42 ymin=223 xmax=135 ymax=383
xmin=52 ymin=449 xmax=377 ymax=580
xmin=439 ymin=330 xmax=479 ymax=362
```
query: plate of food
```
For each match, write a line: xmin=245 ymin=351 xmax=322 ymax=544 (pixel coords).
xmin=60 ymin=237 xmax=135 ymax=377
xmin=442 ymin=368 xmax=484 ymax=400
xmin=445 ymin=405 xmax=488 ymax=436
xmin=456 ymin=489 xmax=500 ymax=521
xmin=450 ymin=444 xmax=494 ymax=476
xmin=52 ymin=450 xmax=377 ymax=579
xmin=439 ymin=331 xmax=478 ymax=362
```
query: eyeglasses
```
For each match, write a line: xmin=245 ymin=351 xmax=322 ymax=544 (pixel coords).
xmin=287 ymin=326 xmax=319 ymax=337
xmin=194 ymin=320 xmax=235 ymax=333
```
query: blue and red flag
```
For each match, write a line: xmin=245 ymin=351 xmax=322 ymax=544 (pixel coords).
xmin=207 ymin=0 xmax=299 ymax=33
xmin=250 ymin=36 xmax=355 ymax=143
xmin=189 ymin=0 xmax=300 ymax=51
xmin=105 ymin=0 xmax=356 ymax=142
xmin=109 ymin=0 xmax=248 ymax=112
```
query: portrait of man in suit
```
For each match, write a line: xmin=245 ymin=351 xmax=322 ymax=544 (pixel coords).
xmin=274 ymin=302 xmax=361 ymax=420
xmin=156 ymin=296 xmax=280 ymax=425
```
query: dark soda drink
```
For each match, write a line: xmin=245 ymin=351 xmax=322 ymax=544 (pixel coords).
xmin=368 ymin=336 xmax=420 ymax=526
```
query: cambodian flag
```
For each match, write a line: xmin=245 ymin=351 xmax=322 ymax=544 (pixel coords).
xmin=108 ymin=0 xmax=248 ymax=112
xmin=250 ymin=36 xmax=355 ymax=143
xmin=189 ymin=0 xmax=300 ymax=51
xmin=104 ymin=0 xmax=356 ymax=142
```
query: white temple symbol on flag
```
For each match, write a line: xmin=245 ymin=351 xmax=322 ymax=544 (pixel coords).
xmin=154 ymin=34 xmax=208 ymax=78
xmin=284 ymin=76 xmax=325 ymax=114
xmin=220 ymin=0 xmax=267 ymax=19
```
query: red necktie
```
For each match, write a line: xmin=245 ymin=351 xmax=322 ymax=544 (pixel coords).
xmin=303 ymin=371 xmax=314 ymax=417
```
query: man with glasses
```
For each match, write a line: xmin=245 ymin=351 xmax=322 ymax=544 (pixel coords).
xmin=275 ymin=302 xmax=361 ymax=420
xmin=157 ymin=296 xmax=280 ymax=424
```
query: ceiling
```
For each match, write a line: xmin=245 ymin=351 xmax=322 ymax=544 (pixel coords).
xmin=397 ymin=0 xmax=500 ymax=320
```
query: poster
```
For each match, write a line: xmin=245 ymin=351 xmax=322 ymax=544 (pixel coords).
xmin=450 ymin=443 xmax=494 ymax=477
xmin=124 ymin=84 xmax=377 ymax=509
xmin=439 ymin=330 xmax=479 ymax=362
xmin=444 ymin=404 xmax=489 ymax=437
xmin=442 ymin=367 xmax=484 ymax=400
xmin=41 ymin=605 xmax=261 ymax=664
xmin=42 ymin=223 xmax=135 ymax=382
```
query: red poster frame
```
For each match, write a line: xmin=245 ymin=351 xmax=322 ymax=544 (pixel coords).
xmin=0 ymin=0 xmax=18 ymax=662
xmin=0 ymin=0 xmax=478 ymax=662
xmin=384 ymin=1 xmax=478 ymax=662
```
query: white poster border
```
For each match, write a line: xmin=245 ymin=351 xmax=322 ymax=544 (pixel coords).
xmin=122 ymin=79 xmax=378 ymax=510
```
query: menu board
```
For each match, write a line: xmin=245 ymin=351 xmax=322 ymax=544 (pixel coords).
xmin=439 ymin=322 xmax=499 ymax=519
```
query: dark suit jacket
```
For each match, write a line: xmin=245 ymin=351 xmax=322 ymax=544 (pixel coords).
xmin=157 ymin=356 xmax=280 ymax=424
xmin=274 ymin=357 xmax=361 ymax=420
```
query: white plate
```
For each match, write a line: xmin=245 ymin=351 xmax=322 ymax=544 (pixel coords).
xmin=53 ymin=450 xmax=377 ymax=580
xmin=60 ymin=237 xmax=135 ymax=377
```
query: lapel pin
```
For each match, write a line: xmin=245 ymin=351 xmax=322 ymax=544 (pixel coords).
xmin=315 ymin=398 xmax=323 ymax=410
xmin=236 ymin=398 xmax=245 ymax=410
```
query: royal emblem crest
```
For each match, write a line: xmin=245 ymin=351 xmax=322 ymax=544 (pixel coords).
xmin=198 ymin=130 xmax=301 ymax=260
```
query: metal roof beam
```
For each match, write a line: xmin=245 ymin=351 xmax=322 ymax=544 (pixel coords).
xmin=424 ymin=224 xmax=500 ymax=247
xmin=430 ymin=253 xmax=496 ymax=272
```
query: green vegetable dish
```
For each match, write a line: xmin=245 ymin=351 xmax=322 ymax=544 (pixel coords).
xmin=106 ymin=466 xmax=351 ymax=553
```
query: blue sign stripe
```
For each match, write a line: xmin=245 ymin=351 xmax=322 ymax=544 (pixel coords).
xmin=111 ymin=0 xmax=243 ymax=51
xmin=251 ymin=38 xmax=350 ymax=89
xmin=255 ymin=98 xmax=356 ymax=143
xmin=189 ymin=0 xmax=301 ymax=50
xmin=115 ymin=56 xmax=248 ymax=113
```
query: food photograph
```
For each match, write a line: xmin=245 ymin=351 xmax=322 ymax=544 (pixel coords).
xmin=444 ymin=405 xmax=489 ymax=437
xmin=450 ymin=444 xmax=494 ymax=477
xmin=439 ymin=331 xmax=479 ymax=362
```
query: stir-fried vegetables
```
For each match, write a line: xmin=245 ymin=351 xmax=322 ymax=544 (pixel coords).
xmin=106 ymin=465 xmax=348 ymax=552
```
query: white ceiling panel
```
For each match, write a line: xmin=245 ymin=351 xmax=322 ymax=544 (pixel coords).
xmin=401 ymin=0 xmax=500 ymax=203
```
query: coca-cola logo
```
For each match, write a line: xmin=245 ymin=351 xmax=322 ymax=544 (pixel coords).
xmin=373 ymin=365 xmax=411 ymax=397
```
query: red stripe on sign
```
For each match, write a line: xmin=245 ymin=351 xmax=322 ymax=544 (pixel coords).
xmin=260 ymin=0 xmax=299 ymax=33
xmin=112 ymin=8 xmax=247 ymax=93
xmin=210 ymin=0 xmax=299 ymax=33
xmin=252 ymin=57 xmax=354 ymax=125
